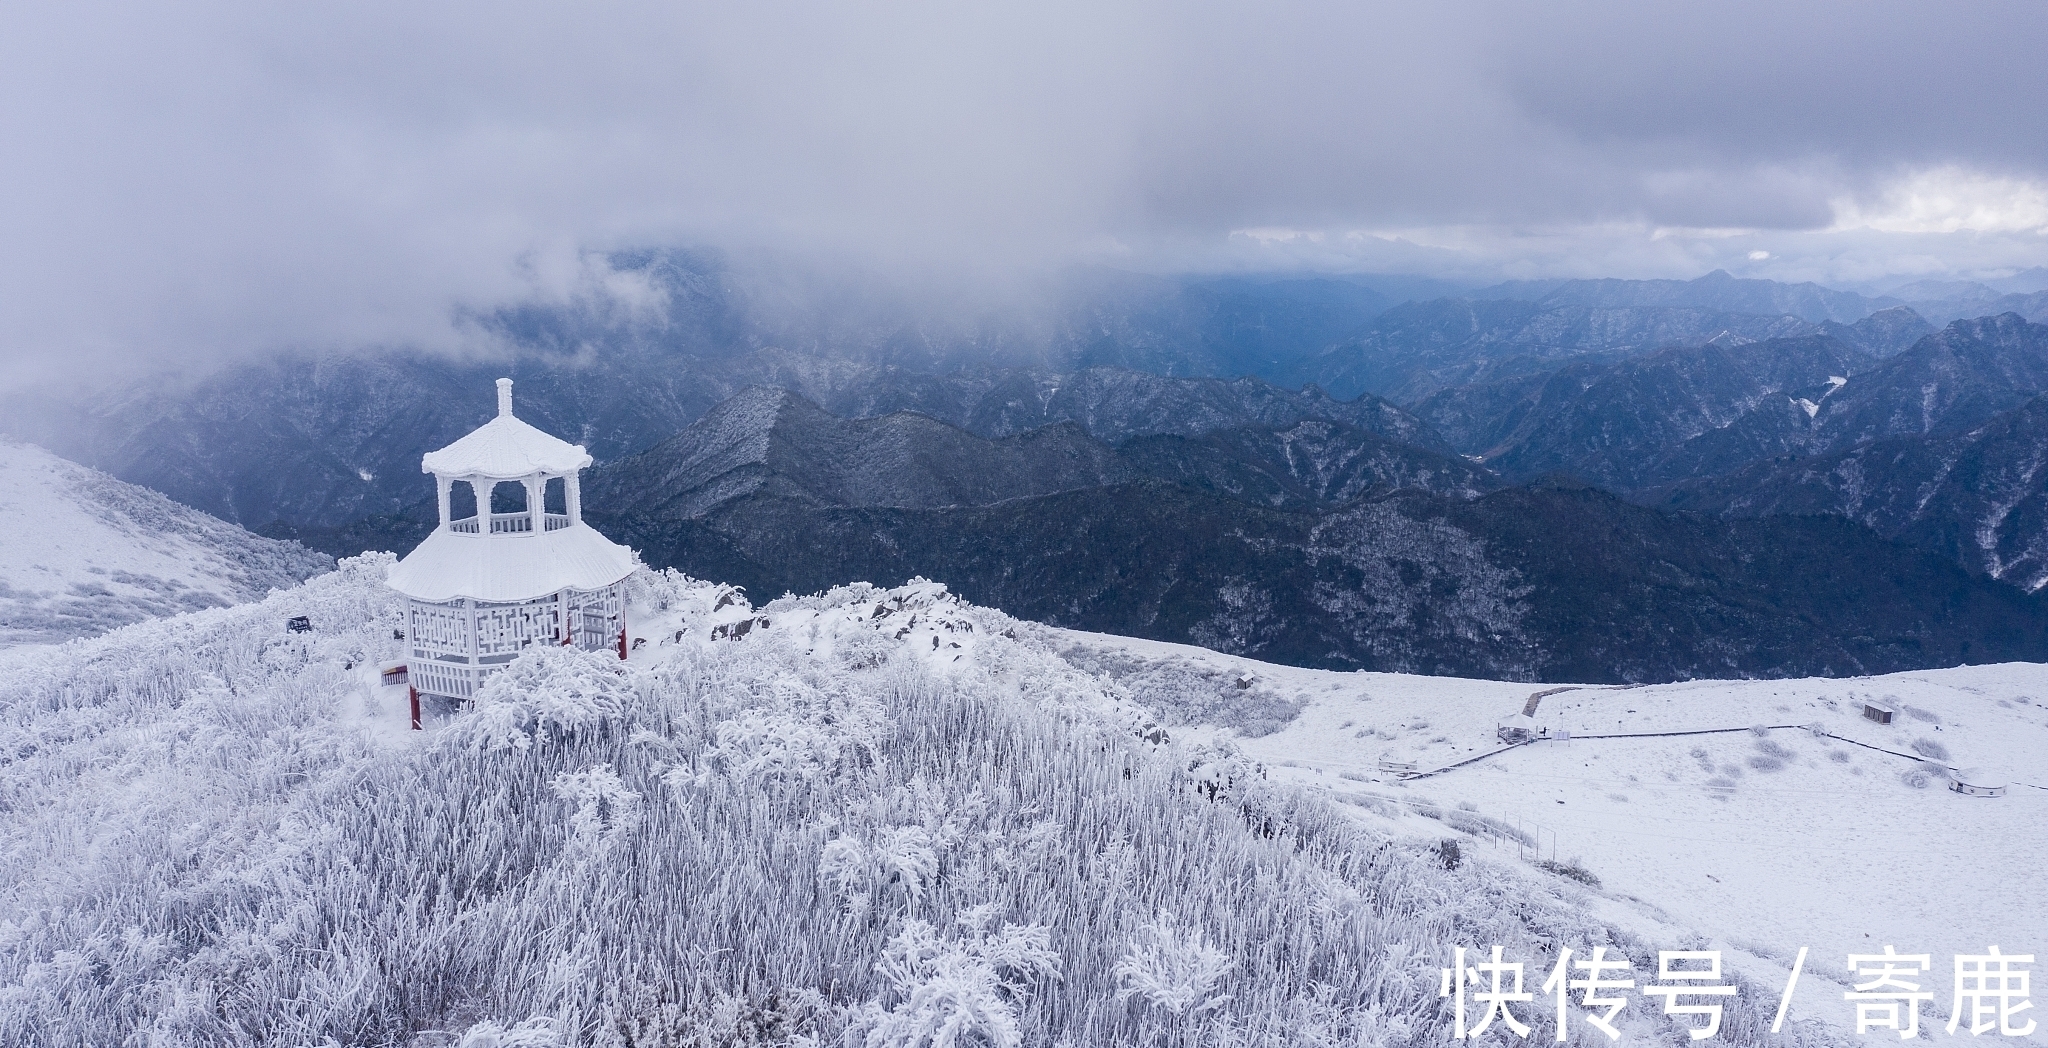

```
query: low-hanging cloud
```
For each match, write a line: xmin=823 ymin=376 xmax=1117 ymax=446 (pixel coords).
xmin=2 ymin=0 xmax=2045 ymax=379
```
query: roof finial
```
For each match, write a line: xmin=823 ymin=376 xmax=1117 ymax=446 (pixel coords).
xmin=496 ymin=378 xmax=513 ymax=417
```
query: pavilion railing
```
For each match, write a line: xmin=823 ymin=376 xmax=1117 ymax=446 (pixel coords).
xmin=448 ymin=512 xmax=571 ymax=534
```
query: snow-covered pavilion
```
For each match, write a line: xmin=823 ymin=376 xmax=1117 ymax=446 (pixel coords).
xmin=388 ymin=378 xmax=636 ymax=708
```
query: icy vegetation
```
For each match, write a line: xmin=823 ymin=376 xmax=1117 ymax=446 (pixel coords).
xmin=0 ymin=560 xmax=1838 ymax=1047
xmin=0 ymin=441 xmax=332 ymax=646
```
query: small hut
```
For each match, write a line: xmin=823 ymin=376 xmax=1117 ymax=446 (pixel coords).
xmin=387 ymin=379 xmax=636 ymax=720
xmin=1862 ymin=701 xmax=1895 ymax=724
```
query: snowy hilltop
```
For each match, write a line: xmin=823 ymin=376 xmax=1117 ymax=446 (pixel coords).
xmin=4 ymin=552 xmax=2031 ymax=1043
xmin=1 ymin=558 xmax=2035 ymax=1046
xmin=0 ymin=441 xmax=333 ymax=646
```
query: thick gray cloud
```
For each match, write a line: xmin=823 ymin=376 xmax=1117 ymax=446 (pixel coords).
xmin=2 ymin=0 xmax=2045 ymax=379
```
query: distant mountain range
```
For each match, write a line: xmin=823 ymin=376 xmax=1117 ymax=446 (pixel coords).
xmin=583 ymin=386 xmax=1491 ymax=517
xmin=9 ymin=259 xmax=2048 ymax=678
xmin=1882 ymin=278 xmax=2048 ymax=326
xmin=6 ymin=354 xmax=1449 ymax=535
xmin=304 ymin=384 xmax=1488 ymax=560
xmin=580 ymin=385 xmax=2048 ymax=680
xmin=1412 ymin=334 xmax=1875 ymax=488
xmin=5 ymin=258 xmax=2023 ymax=537
xmin=1809 ymin=313 xmax=2048 ymax=447
xmin=594 ymin=463 xmax=2045 ymax=683
xmin=268 ymin=372 xmax=2048 ymax=680
xmin=1295 ymin=297 xmax=1931 ymax=403
xmin=1655 ymin=392 xmax=2048 ymax=593
xmin=1470 ymin=269 xmax=1903 ymax=323
xmin=1409 ymin=313 xmax=2048 ymax=479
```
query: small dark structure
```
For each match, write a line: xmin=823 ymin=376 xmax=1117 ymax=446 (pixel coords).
xmin=378 ymin=661 xmax=408 ymax=686
xmin=1862 ymin=702 xmax=1894 ymax=724
xmin=286 ymin=616 xmax=313 ymax=634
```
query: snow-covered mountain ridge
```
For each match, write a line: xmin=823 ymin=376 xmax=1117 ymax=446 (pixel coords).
xmin=0 ymin=441 xmax=332 ymax=646
xmin=0 ymin=560 xmax=1905 ymax=1046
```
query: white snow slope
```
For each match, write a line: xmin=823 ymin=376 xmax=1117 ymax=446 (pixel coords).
xmin=0 ymin=555 xmax=2035 ymax=1045
xmin=0 ymin=441 xmax=332 ymax=646
xmin=1061 ymin=629 xmax=2048 ymax=1043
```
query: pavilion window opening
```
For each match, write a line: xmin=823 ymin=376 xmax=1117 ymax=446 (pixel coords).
xmin=487 ymin=479 xmax=537 ymax=534
xmin=489 ymin=479 xmax=527 ymax=515
xmin=445 ymin=478 xmax=480 ymax=532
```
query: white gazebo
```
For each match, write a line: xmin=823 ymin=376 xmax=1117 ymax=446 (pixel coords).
xmin=388 ymin=378 xmax=636 ymax=710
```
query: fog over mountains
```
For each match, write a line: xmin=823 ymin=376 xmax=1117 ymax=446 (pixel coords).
xmin=1468 ymin=269 xmax=1903 ymax=323
xmin=8 ymin=259 xmax=2048 ymax=679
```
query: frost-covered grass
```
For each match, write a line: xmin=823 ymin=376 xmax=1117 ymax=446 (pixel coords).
xmin=0 ymin=562 xmax=1827 ymax=1047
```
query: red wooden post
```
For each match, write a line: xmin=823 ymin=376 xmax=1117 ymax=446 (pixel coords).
xmin=409 ymin=686 xmax=421 ymax=731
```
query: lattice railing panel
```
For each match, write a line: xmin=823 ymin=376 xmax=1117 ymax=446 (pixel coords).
xmin=409 ymin=601 xmax=472 ymax=659
xmin=475 ymin=598 xmax=562 ymax=656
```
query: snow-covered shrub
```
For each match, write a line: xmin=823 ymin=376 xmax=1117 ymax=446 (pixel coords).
xmin=1114 ymin=914 xmax=1233 ymax=1017
xmin=1055 ymin=644 xmax=1305 ymax=736
xmin=1743 ymin=736 xmax=1799 ymax=771
xmin=853 ymin=911 xmax=1060 ymax=1048
xmin=553 ymin=763 xmax=643 ymax=855
xmin=821 ymin=824 xmax=940 ymax=909
xmin=1534 ymin=858 xmax=1602 ymax=888
xmin=450 ymin=645 xmax=634 ymax=751
xmin=1910 ymin=737 xmax=1950 ymax=761
xmin=1439 ymin=807 xmax=1531 ymax=845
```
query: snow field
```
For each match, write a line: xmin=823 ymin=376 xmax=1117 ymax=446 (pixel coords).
xmin=1057 ymin=630 xmax=2048 ymax=1043
xmin=0 ymin=441 xmax=333 ymax=646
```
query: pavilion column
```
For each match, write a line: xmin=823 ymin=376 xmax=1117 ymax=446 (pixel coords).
xmin=436 ymin=475 xmax=453 ymax=528
xmin=526 ymin=475 xmax=545 ymax=533
xmin=566 ymin=472 xmax=583 ymax=525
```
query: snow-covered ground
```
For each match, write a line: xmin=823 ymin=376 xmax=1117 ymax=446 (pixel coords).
xmin=0 ymin=441 xmax=331 ymax=646
xmin=1057 ymin=628 xmax=2048 ymax=1041
xmin=3 ymin=552 xmax=2038 ymax=1044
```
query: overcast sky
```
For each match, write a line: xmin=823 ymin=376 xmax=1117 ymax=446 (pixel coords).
xmin=4 ymin=0 xmax=2046 ymax=376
